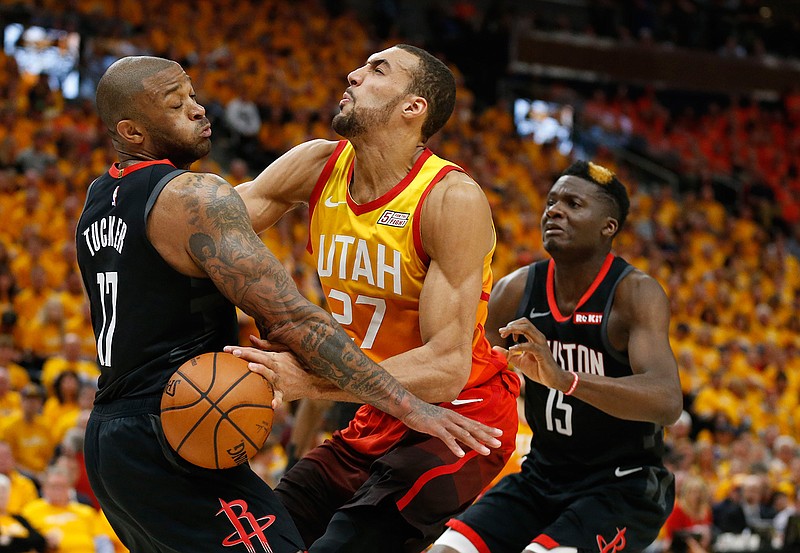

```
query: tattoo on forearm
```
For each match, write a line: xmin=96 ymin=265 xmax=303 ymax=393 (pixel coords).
xmin=182 ymin=175 xmax=410 ymax=414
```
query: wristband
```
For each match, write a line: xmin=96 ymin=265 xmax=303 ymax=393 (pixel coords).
xmin=563 ymin=371 xmax=579 ymax=396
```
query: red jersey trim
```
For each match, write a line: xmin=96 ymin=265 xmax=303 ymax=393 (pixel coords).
xmin=108 ymin=159 xmax=174 ymax=178
xmin=348 ymin=149 xmax=434 ymax=216
xmin=445 ymin=519 xmax=492 ymax=553
xmin=480 ymin=291 xmax=490 ymax=302
xmin=307 ymin=140 xmax=348 ymax=254
xmin=411 ymin=165 xmax=461 ymax=265
xmin=547 ymin=253 xmax=614 ymax=323
xmin=396 ymin=450 xmax=479 ymax=511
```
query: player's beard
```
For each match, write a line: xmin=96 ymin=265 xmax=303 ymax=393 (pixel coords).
xmin=149 ymin=124 xmax=211 ymax=169
xmin=332 ymin=93 xmax=404 ymax=139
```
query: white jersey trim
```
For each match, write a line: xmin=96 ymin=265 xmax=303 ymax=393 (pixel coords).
xmin=432 ymin=528 xmax=481 ymax=553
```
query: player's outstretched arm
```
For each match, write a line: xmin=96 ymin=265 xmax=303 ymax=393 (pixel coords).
xmin=235 ymin=139 xmax=336 ymax=233
xmin=150 ymin=172 xmax=502 ymax=456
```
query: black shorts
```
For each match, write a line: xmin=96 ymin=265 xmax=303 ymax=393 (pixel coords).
xmin=448 ymin=460 xmax=675 ymax=553
xmin=84 ymin=397 xmax=306 ymax=553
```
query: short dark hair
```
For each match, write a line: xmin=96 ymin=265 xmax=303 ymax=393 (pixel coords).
xmin=95 ymin=56 xmax=179 ymax=132
xmin=395 ymin=44 xmax=455 ymax=143
xmin=560 ymin=160 xmax=630 ymax=231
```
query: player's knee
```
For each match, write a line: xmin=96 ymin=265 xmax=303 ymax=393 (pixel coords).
xmin=430 ymin=528 xmax=480 ymax=553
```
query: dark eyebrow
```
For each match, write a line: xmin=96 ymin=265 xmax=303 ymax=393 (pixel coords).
xmin=163 ymin=83 xmax=181 ymax=97
xmin=367 ymin=58 xmax=389 ymax=70
xmin=163 ymin=75 xmax=192 ymax=98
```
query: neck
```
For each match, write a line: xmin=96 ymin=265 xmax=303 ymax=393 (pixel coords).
xmin=551 ymin=250 xmax=611 ymax=303
xmin=117 ymin=152 xmax=159 ymax=169
xmin=348 ymin=136 xmax=426 ymax=203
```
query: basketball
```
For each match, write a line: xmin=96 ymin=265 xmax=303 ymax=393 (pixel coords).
xmin=160 ymin=352 xmax=274 ymax=470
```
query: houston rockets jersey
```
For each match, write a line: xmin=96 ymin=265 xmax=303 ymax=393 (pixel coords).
xmin=307 ymin=141 xmax=510 ymax=453
xmin=76 ymin=161 xmax=238 ymax=404
xmin=515 ymin=254 xmax=667 ymax=476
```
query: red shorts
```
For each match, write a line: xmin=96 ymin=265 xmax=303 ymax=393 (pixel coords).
xmin=275 ymin=369 xmax=520 ymax=547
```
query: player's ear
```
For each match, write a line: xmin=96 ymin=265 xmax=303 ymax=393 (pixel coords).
xmin=602 ymin=217 xmax=618 ymax=238
xmin=402 ymin=95 xmax=427 ymax=120
xmin=116 ymin=119 xmax=145 ymax=144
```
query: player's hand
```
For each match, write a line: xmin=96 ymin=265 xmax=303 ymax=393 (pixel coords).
xmin=400 ymin=399 xmax=502 ymax=458
xmin=248 ymin=334 xmax=292 ymax=352
xmin=223 ymin=345 xmax=311 ymax=408
xmin=497 ymin=318 xmax=572 ymax=392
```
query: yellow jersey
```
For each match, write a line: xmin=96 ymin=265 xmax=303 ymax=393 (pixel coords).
xmin=308 ymin=141 xmax=509 ymax=453
xmin=22 ymin=499 xmax=105 ymax=553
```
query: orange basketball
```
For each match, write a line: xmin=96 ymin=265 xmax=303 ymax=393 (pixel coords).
xmin=160 ymin=352 xmax=274 ymax=469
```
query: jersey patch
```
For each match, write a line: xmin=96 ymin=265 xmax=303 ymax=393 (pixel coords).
xmin=377 ymin=210 xmax=410 ymax=228
xmin=573 ymin=312 xmax=603 ymax=325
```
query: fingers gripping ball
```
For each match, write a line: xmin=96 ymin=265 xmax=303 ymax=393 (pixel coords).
xmin=160 ymin=352 xmax=274 ymax=469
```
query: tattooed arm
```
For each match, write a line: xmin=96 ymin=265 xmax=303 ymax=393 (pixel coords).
xmin=147 ymin=172 xmax=502 ymax=456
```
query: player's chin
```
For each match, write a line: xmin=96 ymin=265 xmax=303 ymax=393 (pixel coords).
xmin=194 ymin=139 xmax=212 ymax=158
xmin=542 ymin=238 xmax=563 ymax=253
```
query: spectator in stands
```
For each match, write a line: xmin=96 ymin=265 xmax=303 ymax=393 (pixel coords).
xmin=39 ymin=334 xmax=98 ymax=396
xmin=42 ymin=370 xmax=80 ymax=427
xmin=10 ymin=266 xmax=48 ymax=340
xmin=1 ymin=384 xmax=54 ymax=484
xmin=770 ymin=482 xmax=797 ymax=549
xmin=22 ymin=465 xmax=114 ymax=553
xmin=0 ymin=270 xmax=18 ymax=316
xmin=14 ymin=129 xmax=56 ymax=174
xmin=713 ymin=476 xmax=748 ymax=535
xmin=19 ymin=296 xmax=66 ymax=371
xmin=0 ymin=336 xmax=27 ymax=393
xmin=664 ymin=475 xmax=713 ymax=553
xmin=0 ymin=367 xmax=20 ymax=425
xmin=0 ymin=473 xmax=46 ymax=553
xmin=0 ymin=441 xmax=38 ymax=515
xmin=740 ymin=473 xmax=777 ymax=537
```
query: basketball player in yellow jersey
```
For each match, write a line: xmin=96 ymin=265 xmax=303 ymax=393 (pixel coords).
xmin=233 ymin=44 xmax=520 ymax=552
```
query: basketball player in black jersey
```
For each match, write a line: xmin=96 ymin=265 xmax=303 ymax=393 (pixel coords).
xmin=76 ymin=56 xmax=501 ymax=553
xmin=430 ymin=161 xmax=682 ymax=553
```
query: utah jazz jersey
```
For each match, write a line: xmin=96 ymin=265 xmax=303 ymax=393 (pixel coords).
xmin=308 ymin=141 xmax=509 ymax=453
xmin=76 ymin=161 xmax=238 ymax=404
xmin=516 ymin=254 xmax=666 ymax=475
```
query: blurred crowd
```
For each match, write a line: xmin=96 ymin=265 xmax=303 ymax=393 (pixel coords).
xmin=527 ymin=0 xmax=800 ymax=60
xmin=0 ymin=1 xmax=798 ymax=551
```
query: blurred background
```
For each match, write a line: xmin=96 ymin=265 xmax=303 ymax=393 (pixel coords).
xmin=0 ymin=1 xmax=798 ymax=551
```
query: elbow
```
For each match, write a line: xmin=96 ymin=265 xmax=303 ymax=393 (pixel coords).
xmin=439 ymin=380 xmax=467 ymax=404
xmin=413 ymin=344 xmax=472 ymax=404
xmin=658 ymin=389 xmax=684 ymax=427
xmin=438 ymin=350 xmax=473 ymax=403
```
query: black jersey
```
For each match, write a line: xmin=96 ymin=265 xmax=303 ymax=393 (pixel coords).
xmin=76 ymin=161 xmax=238 ymax=404
xmin=515 ymin=254 xmax=665 ymax=476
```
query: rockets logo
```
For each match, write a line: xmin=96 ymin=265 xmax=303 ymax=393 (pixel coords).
xmin=112 ymin=186 xmax=120 ymax=206
xmin=597 ymin=527 xmax=627 ymax=553
xmin=217 ymin=498 xmax=276 ymax=553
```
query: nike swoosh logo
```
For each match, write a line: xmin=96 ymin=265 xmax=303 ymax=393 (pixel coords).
xmin=528 ymin=309 xmax=551 ymax=319
xmin=614 ymin=466 xmax=643 ymax=477
xmin=451 ymin=398 xmax=484 ymax=406
xmin=324 ymin=196 xmax=347 ymax=208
